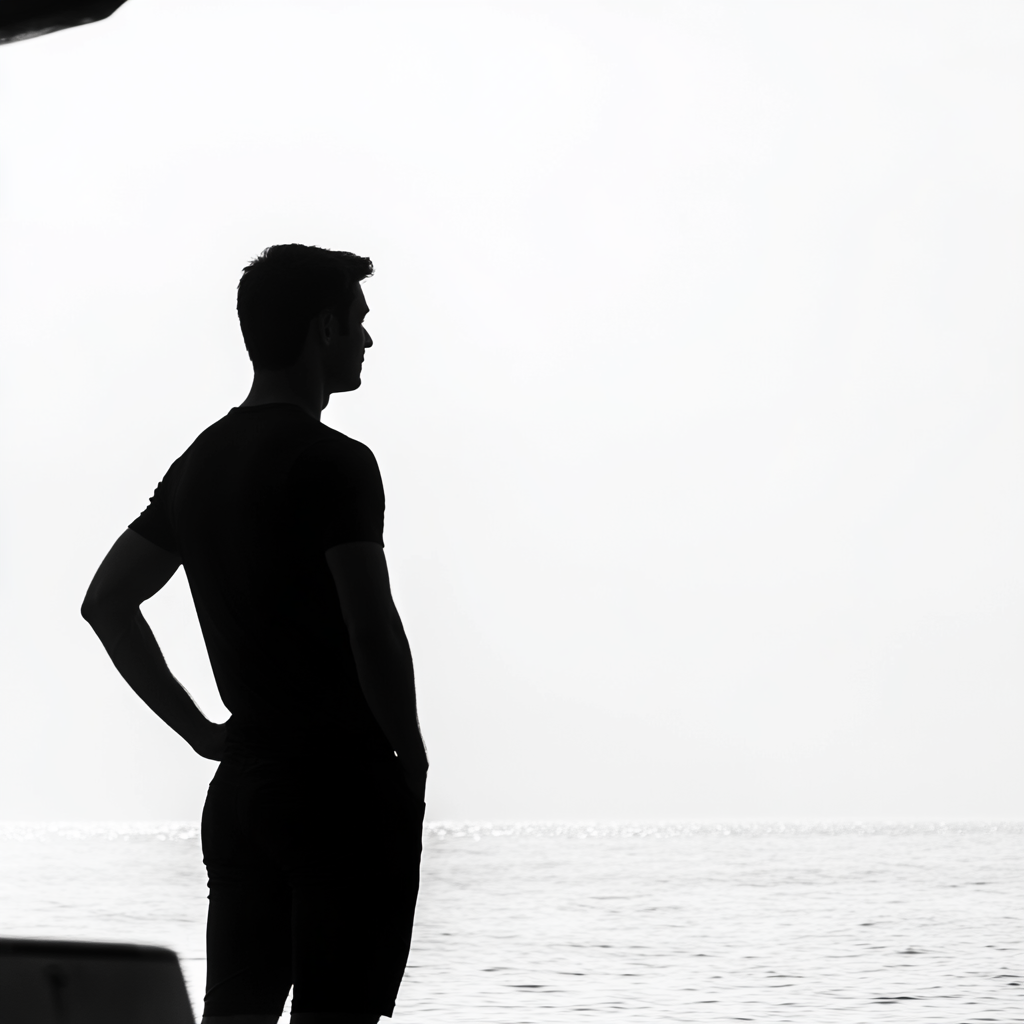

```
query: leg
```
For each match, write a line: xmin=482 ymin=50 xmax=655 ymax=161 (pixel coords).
xmin=203 ymin=874 xmax=291 ymax=1018
xmin=202 ymin=761 xmax=293 ymax=1021
xmin=286 ymin=765 xmax=424 ymax=1022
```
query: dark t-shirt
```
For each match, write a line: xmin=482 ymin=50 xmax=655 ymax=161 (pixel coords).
xmin=129 ymin=403 xmax=394 ymax=765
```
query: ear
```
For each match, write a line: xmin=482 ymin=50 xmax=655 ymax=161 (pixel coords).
xmin=317 ymin=309 xmax=336 ymax=345
xmin=332 ymin=309 xmax=350 ymax=340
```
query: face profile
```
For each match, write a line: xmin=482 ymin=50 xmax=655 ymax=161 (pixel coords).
xmin=322 ymin=281 xmax=373 ymax=397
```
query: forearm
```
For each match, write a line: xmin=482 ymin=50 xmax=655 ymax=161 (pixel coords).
xmin=85 ymin=603 xmax=217 ymax=755
xmin=349 ymin=615 xmax=427 ymax=769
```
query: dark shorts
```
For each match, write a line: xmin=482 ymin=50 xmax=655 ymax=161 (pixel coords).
xmin=201 ymin=754 xmax=424 ymax=1018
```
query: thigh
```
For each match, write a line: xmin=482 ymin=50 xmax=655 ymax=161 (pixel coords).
xmin=287 ymin=764 xmax=425 ymax=1018
xmin=202 ymin=760 xmax=293 ymax=1018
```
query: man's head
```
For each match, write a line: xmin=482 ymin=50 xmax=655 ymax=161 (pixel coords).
xmin=237 ymin=244 xmax=374 ymax=377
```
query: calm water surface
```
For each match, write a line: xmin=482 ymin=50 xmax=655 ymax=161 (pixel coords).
xmin=0 ymin=821 xmax=1021 ymax=1023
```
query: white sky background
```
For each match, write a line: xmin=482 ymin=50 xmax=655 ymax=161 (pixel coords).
xmin=0 ymin=0 xmax=1021 ymax=821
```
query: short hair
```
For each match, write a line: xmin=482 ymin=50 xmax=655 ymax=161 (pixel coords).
xmin=237 ymin=244 xmax=374 ymax=370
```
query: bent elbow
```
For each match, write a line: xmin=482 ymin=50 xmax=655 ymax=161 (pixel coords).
xmin=80 ymin=591 xmax=135 ymax=634
xmin=81 ymin=584 xmax=109 ymax=625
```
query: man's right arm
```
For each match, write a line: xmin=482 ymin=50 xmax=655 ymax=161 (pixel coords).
xmin=325 ymin=541 xmax=428 ymax=800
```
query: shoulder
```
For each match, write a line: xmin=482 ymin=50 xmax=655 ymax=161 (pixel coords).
xmin=185 ymin=408 xmax=239 ymax=449
xmin=288 ymin=427 xmax=386 ymax=536
xmin=162 ymin=411 xmax=237 ymax=476
xmin=298 ymin=426 xmax=380 ymax=473
xmin=288 ymin=428 xmax=384 ymax=504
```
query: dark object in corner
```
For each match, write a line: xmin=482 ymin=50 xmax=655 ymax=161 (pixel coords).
xmin=0 ymin=936 xmax=194 ymax=1024
xmin=0 ymin=0 xmax=129 ymax=44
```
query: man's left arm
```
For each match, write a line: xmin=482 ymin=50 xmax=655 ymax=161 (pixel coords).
xmin=81 ymin=529 xmax=225 ymax=760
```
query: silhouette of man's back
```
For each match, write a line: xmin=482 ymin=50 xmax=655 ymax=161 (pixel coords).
xmin=83 ymin=244 xmax=427 ymax=1024
xmin=132 ymin=403 xmax=390 ymax=761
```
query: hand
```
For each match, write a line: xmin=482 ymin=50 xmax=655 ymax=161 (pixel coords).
xmin=192 ymin=720 xmax=228 ymax=761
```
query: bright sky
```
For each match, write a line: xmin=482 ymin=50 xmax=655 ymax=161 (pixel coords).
xmin=0 ymin=0 xmax=1021 ymax=821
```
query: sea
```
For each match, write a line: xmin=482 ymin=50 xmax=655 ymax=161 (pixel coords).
xmin=0 ymin=821 xmax=1021 ymax=1023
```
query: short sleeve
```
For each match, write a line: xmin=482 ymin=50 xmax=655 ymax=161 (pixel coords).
xmin=128 ymin=463 xmax=180 ymax=555
xmin=290 ymin=437 xmax=385 ymax=550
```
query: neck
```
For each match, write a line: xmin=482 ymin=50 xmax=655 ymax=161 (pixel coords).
xmin=240 ymin=367 xmax=324 ymax=421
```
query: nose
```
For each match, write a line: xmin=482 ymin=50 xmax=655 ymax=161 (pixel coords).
xmin=363 ymin=329 xmax=373 ymax=349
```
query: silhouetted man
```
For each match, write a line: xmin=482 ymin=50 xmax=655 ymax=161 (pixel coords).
xmin=82 ymin=244 xmax=428 ymax=1024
